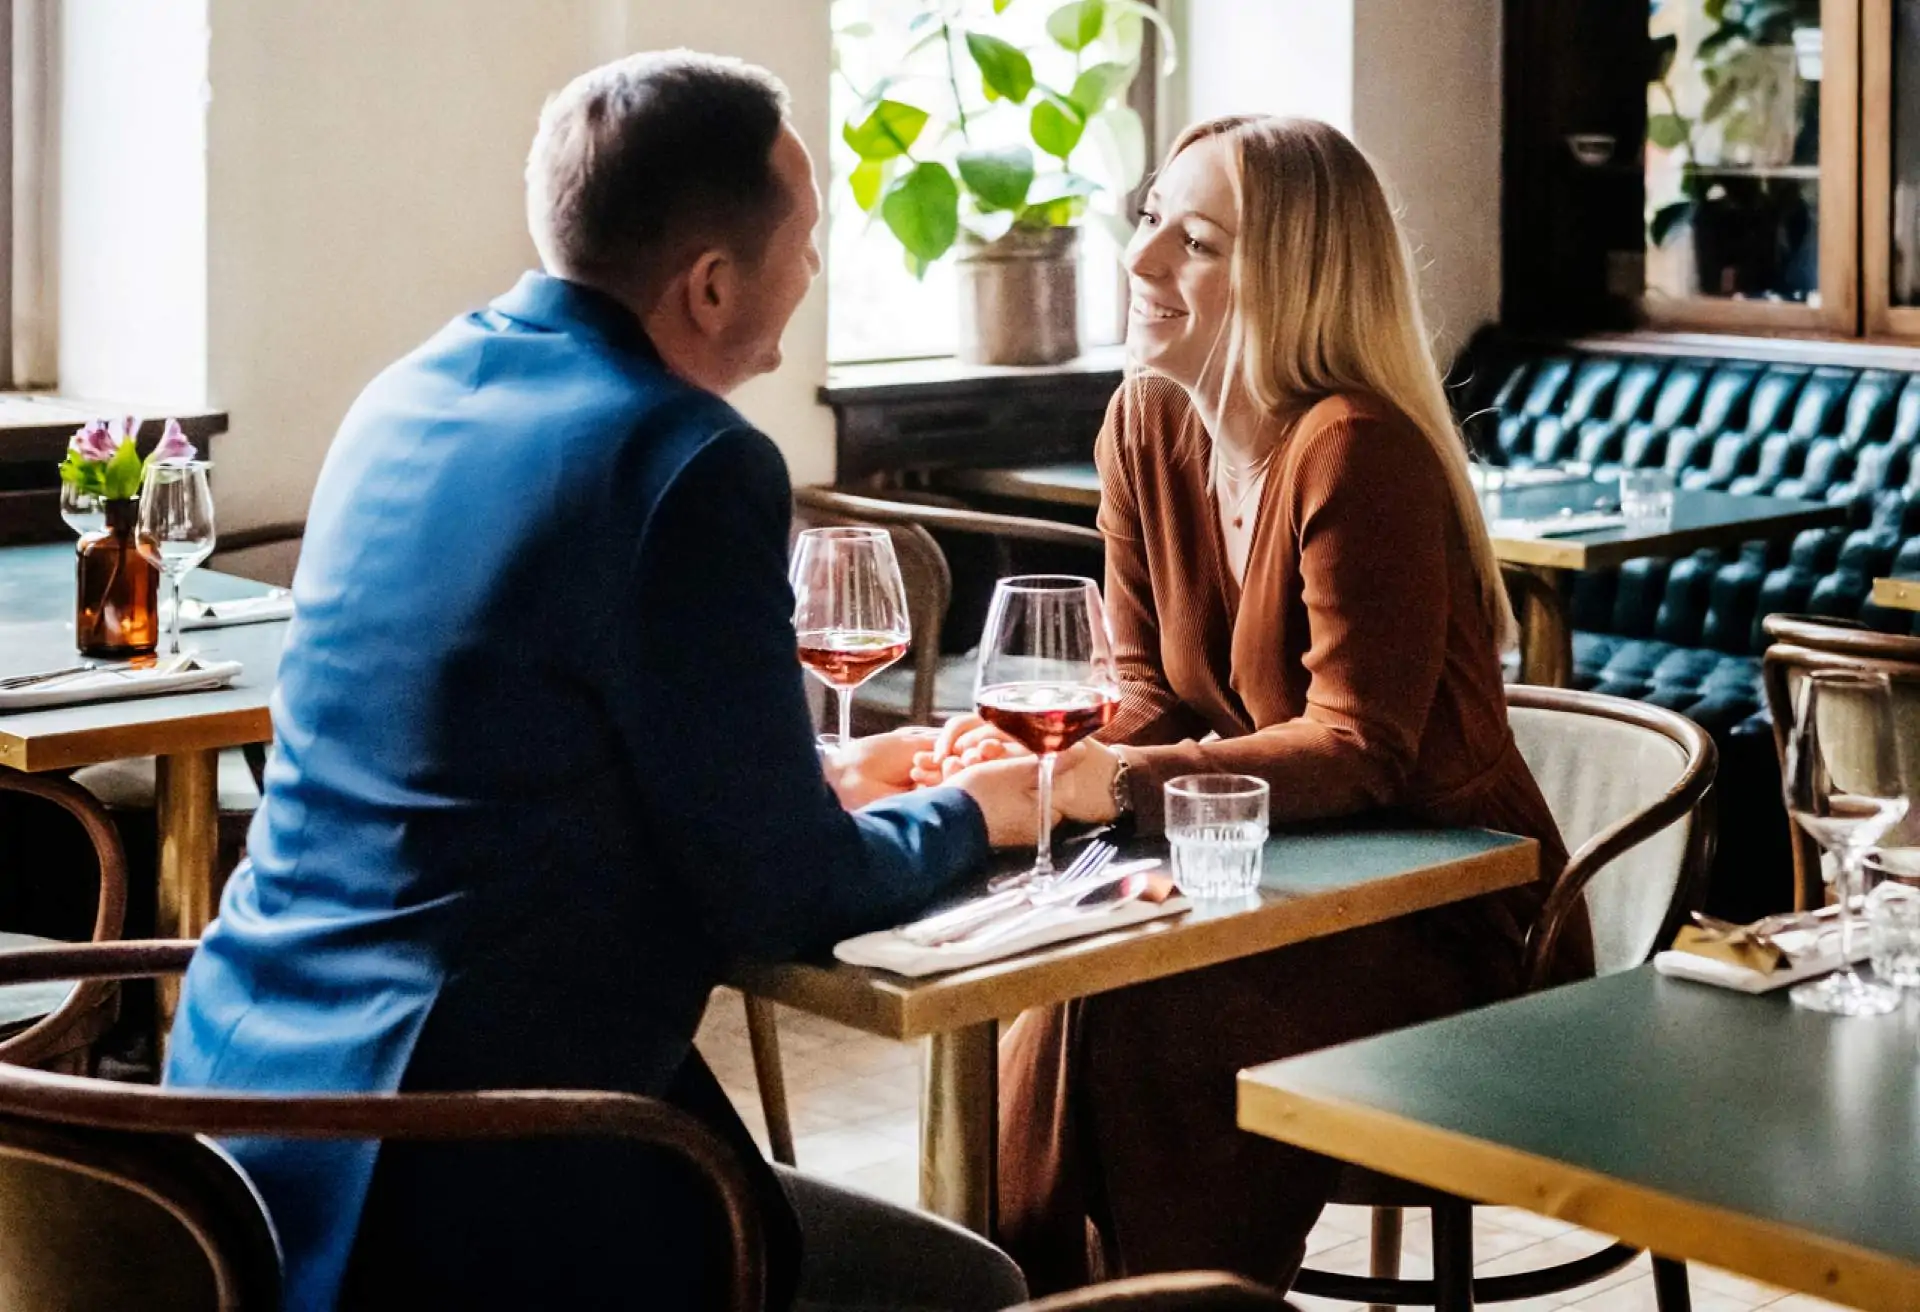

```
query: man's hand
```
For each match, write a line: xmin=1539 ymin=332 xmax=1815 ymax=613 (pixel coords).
xmin=909 ymin=714 xmax=1026 ymax=786
xmin=826 ymin=727 xmax=941 ymax=809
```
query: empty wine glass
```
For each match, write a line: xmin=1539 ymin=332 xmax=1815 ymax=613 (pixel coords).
xmin=1783 ymin=669 xmax=1910 ymax=1015
xmin=974 ymin=575 xmax=1120 ymax=887
xmin=137 ymin=460 xmax=217 ymax=655
xmin=59 ymin=482 xmax=105 ymax=537
xmin=789 ymin=527 xmax=911 ymax=750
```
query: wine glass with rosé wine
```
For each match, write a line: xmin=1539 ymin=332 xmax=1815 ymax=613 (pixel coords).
xmin=974 ymin=575 xmax=1121 ymax=889
xmin=790 ymin=527 xmax=911 ymax=751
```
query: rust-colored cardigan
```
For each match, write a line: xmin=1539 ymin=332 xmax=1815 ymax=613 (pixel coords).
xmin=995 ymin=376 xmax=1590 ymax=1291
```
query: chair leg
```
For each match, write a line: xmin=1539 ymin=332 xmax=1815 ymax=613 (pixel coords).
xmin=1367 ymin=1206 xmax=1403 ymax=1312
xmin=1431 ymin=1199 xmax=1475 ymax=1311
xmin=744 ymin=995 xmax=797 ymax=1167
xmin=1652 ymin=1256 xmax=1692 ymax=1312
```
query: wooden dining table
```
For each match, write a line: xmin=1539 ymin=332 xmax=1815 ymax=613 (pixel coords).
xmin=735 ymin=824 xmax=1538 ymax=1237
xmin=1238 ymin=964 xmax=1920 ymax=1312
xmin=0 ymin=543 xmax=287 ymax=949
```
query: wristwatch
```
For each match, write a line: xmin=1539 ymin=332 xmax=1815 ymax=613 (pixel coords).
xmin=1108 ymin=753 xmax=1134 ymax=820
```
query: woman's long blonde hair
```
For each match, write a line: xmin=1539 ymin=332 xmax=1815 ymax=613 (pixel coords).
xmin=1164 ymin=114 xmax=1515 ymax=647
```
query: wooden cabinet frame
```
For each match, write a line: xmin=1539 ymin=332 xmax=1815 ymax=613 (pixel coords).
xmin=1863 ymin=0 xmax=1920 ymax=335
xmin=1643 ymin=0 xmax=1861 ymax=337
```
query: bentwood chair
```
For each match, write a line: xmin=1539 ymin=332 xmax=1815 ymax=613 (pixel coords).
xmin=1760 ymin=614 xmax=1920 ymax=910
xmin=1293 ymin=685 xmax=1716 ymax=1312
xmin=0 ymin=940 xmax=767 ymax=1312
xmin=0 ymin=771 xmax=129 ymax=1073
xmin=1013 ymin=1272 xmax=1304 ymax=1311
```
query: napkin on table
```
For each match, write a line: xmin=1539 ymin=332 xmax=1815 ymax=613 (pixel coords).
xmin=1653 ymin=910 xmax=1862 ymax=993
xmin=174 ymin=591 xmax=294 ymax=631
xmin=0 ymin=658 xmax=244 ymax=713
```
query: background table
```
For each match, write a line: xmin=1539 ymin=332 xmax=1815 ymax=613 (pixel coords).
xmin=737 ymin=825 xmax=1538 ymax=1236
xmin=0 ymin=543 xmax=285 ymax=944
xmin=1238 ymin=965 xmax=1920 ymax=1312
xmin=1871 ymin=576 xmax=1920 ymax=612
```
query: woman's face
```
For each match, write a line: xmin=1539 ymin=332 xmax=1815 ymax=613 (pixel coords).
xmin=1123 ymin=134 xmax=1239 ymax=391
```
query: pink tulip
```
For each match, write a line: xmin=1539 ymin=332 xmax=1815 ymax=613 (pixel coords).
xmin=149 ymin=418 xmax=196 ymax=463
xmin=111 ymin=415 xmax=140 ymax=446
xmin=68 ymin=419 xmax=118 ymax=462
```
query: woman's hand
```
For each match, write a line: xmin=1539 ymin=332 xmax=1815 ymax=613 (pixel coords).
xmin=909 ymin=714 xmax=1027 ymax=786
xmin=827 ymin=727 xmax=941 ymax=809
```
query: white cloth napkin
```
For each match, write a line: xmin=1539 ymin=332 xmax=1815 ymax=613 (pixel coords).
xmin=174 ymin=592 xmax=294 ymax=630
xmin=835 ymin=886 xmax=1191 ymax=978
xmin=1490 ymin=511 xmax=1627 ymax=538
xmin=0 ymin=658 xmax=244 ymax=713
xmin=1653 ymin=923 xmax=1867 ymax=993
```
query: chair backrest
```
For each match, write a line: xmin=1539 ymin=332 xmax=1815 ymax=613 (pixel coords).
xmin=1506 ymin=686 xmax=1716 ymax=980
xmin=205 ymin=521 xmax=305 ymax=591
xmin=1761 ymin=614 xmax=1920 ymax=909
xmin=0 ymin=770 xmax=127 ymax=1069
xmin=792 ymin=486 xmax=1103 ymax=724
xmin=0 ymin=941 xmax=768 ymax=1312
xmin=0 ymin=1114 xmax=281 ymax=1309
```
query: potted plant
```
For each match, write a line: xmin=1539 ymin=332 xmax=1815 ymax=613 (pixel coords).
xmin=1646 ymin=0 xmax=1820 ymax=301
xmin=837 ymin=0 xmax=1175 ymax=365
xmin=57 ymin=417 xmax=197 ymax=657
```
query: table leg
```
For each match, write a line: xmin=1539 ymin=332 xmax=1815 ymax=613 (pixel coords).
xmin=920 ymin=1021 xmax=997 ymax=1236
xmin=1517 ymin=565 xmax=1573 ymax=689
xmin=155 ymin=749 xmax=219 ymax=1023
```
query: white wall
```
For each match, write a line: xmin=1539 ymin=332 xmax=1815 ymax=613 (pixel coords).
xmin=59 ymin=0 xmax=209 ymax=405
xmin=1169 ymin=0 xmax=1500 ymax=365
xmin=202 ymin=0 xmax=623 ymax=527
xmin=1184 ymin=0 xmax=1353 ymax=133
xmin=1351 ymin=0 xmax=1502 ymax=363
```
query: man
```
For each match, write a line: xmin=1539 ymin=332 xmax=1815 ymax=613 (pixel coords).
xmin=166 ymin=50 xmax=1040 ymax=1310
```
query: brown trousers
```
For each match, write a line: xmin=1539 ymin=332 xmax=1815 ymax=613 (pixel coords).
xmin=996 ymin=907 xmax=1527 ymax=1296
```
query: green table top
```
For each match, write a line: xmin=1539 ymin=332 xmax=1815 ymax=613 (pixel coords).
xmin=738 ymin=825 xmax=1538 ymax=1039
xmin=1238 ymin=965 xmax=1920 ymax=1310
xmin=0 ymin=544 xmax=286 ymax=771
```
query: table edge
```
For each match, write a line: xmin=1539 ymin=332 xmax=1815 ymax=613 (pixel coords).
xmin=0 ymin=708 xmax=273 ymax=772
xmin=736 ymin=834 xmax=1538 ymax=1041
xmin=1234 ymin=1070 xmax=1920 ymax=1312
xmin=1493 ymin=504 xmax=1849 ymax=572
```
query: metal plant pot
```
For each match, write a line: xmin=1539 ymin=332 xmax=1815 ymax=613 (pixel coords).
xmin=955 ymin=225 xmax=1081 ymax=366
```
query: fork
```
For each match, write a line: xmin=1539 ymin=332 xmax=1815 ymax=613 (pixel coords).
xmin=911 ymin=843 xmax=1120 ymax=947
xmin=901 ymin=840 xmax=1117 ymax=946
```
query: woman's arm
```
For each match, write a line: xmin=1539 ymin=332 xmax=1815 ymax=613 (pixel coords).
xmin=1111 ymin=414 xmax=1454 ymax=833
xmin=1097 ymin=385 xmax=1208 ymax=747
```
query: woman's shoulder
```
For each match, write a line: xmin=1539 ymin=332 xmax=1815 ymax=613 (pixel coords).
xmin=1286 ymin=392 xmax=1440 ymax=480
xmin=1105 ymin=372 xmax=1197 ymax=447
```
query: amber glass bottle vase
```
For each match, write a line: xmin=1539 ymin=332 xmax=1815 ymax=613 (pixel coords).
xmin=75 ymin=498 xmax=159 ymax=657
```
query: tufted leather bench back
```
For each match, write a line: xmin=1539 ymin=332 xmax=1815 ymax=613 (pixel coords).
xmin=1454 ymin=343 xmax=1920 ymax=742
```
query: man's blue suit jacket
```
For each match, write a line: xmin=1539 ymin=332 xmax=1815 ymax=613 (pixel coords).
xmin=164 ymin=272 xmax=987 ymax=1309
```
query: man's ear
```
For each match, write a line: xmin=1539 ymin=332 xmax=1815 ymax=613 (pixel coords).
xmin=684 ymin=248 xmax=734 ymax=338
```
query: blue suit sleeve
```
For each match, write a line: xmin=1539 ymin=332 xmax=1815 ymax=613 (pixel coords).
xmin=618 ymin=425 xmax=987 ymax=961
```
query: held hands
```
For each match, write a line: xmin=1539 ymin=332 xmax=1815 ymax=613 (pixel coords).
xmin=909 ymin=714 xmax=1125 ymax=829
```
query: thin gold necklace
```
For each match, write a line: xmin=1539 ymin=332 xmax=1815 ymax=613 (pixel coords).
xmin=1216 ymin=449 xmax=1274 ymax=530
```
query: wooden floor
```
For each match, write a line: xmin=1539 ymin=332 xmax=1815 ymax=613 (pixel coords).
xmin=697 ymin=989 xmax=1850 ymax=1312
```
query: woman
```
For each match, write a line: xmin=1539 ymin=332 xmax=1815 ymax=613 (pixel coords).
xmin=917 ymin=116 xmax=1592 ymax=1292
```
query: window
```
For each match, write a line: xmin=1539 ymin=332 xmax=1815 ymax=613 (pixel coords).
xmin=826 ymin=0 xmax=1157 ymax=363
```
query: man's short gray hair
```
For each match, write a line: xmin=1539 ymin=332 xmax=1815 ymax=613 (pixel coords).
xmin=527 ymin=50 xmax=792 ymax=302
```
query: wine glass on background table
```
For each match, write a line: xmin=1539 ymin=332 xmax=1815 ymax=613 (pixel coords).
xmin=137 ymin=460 xmax=217 ymax=656
xmin=59 ymin=482 xmax=104 ymax=537
xmin=975 ymin=575 xmax=1120 ymax=888
xmin=1783 ymin=668 xmax=1911 ymax=1015
xmin=790 ymin=527 xmax=911 ymax=749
